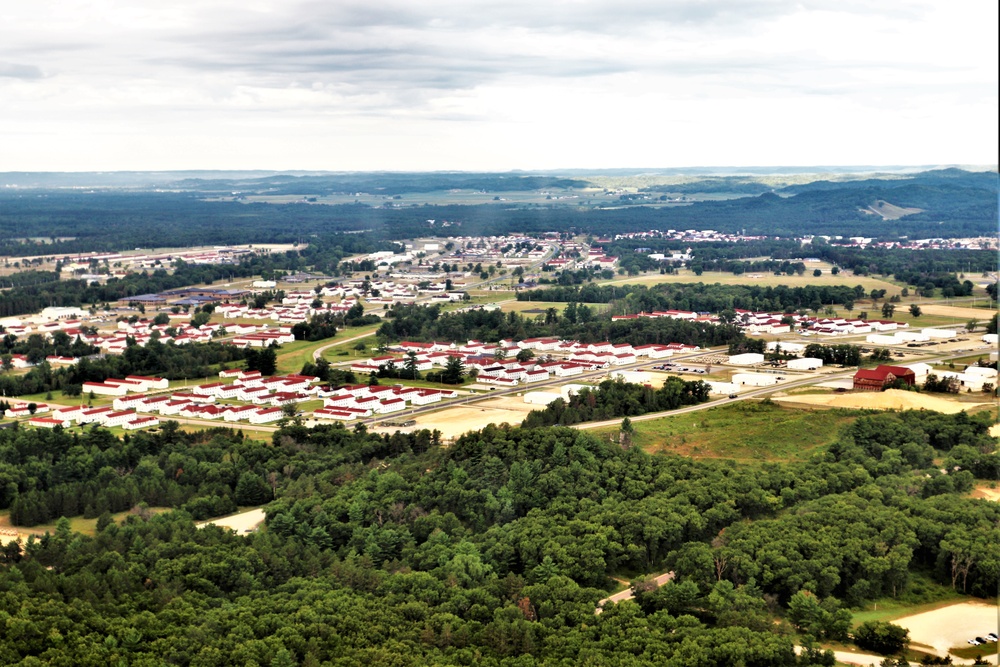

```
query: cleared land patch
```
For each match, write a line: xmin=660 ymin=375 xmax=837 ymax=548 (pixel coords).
xmin=774 ymin=389 xmax=991 ymax=414
xmin=893 ymin=601 xmax=999 ymax=658
xmin=971 ymin=485 xmax=1000 ymax=502
xmin=920 ymin=304 xmax=1000 ymax=320
xmin=196 ymin=507 xmax=266 ymax=534
xmin=596 ymin=267 xmax=903 ymax=294
xmin=864 ymin=199 xmax=924 ymax=220
xmin=413 ymin=396 xmax=537 ymax=438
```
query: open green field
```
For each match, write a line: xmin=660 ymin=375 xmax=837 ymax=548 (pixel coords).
xmin=1 ymin=506 xmax=172 ymax=538
xmin=590 ymin=401 xmax=863 ymax=462
xmin=273 ymin=338 xmax=333 ymax=375
xmin=278 ymin=323 xmax=383 ymax=371
xmin=596 ymin=267 xmax=904 ymax=294
xmin=849 ymin=572 xmax=968 ymax=626
xmin=500 ymin=300 xmax=610 ymax=315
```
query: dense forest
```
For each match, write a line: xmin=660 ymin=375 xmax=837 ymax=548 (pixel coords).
xmin=1 ymin=169 xmax=995 ymax=257
xmin=521 ymin=377 xmax=711 ymax=427
xmin=0 ymin=407 xmax=997 ymax=664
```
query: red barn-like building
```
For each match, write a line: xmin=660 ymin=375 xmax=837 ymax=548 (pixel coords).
xmin=853 ymin=365 xmax=916 ymax=391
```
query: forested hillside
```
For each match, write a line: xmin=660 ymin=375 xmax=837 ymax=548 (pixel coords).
xmin=0 ymin=408 xmax=997 ymax=664
xmin=1 ymin=169 xmax=995 ymax=256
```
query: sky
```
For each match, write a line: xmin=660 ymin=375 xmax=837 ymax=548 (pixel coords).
xmin=1 ymin=0 xmax=996 ymax=172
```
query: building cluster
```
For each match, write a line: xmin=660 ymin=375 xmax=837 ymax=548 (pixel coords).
xmin=58 ymin=246 xmax=266 ymax=281
xmin=544 ymin=244 xmax=618 ymax=271
xmin=611 ymin=309 xmax=912 ymax=338
xmin=315 ymin=384 xmax=458 ymax=421
xmin=349 ymin=337 xmax=701 ymax=388
xmin=6 ymin=400 xmax=162 ymax=431
xmin=48 ymin=370 xmax=327 ymax=428
xmin=216 ymin=295 xmax=355 ymax=325
xmin=614 ymin=229 xmax=767 ymax=244
xmin=445 ymin=235 xmax=547 ymax=264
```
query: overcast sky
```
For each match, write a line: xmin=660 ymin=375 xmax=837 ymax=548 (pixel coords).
xmin=1 ymin=0 xmax=996 ymax=171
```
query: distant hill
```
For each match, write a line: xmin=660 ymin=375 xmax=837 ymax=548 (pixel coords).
xmin=166 ymin=172 xmax=591 ymax=195
xmin=0 ymin=168 xmax=995 ymax=255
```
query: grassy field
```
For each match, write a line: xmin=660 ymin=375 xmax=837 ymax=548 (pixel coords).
xmin=1 ymin=506 xmax=172 ymax=538
xmin=589 ymin=401 xmax=862 ymax=462
xmin=273 ymin=339 xmax=333 ymax=375
xmin=596 ymin=267 xmax=904 ymax=294
xmin=278 ymin=323 xmax=383 ymax=371
xmin=850 ymin=572 xmax=968 ymax=626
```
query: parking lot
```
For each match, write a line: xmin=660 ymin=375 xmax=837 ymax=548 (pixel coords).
xmin=650 ymin=362 xmax=710 ymax=375
xmin=893 ymin=602 xmax=999 ymax=657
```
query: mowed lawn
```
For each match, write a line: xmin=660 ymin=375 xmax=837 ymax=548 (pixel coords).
xmin=591 ymin=402 xmax=862 ymax=462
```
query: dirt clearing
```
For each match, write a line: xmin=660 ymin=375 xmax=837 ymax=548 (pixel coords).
xmin=414 ymin=397 xmax=536 ymax=438
xmin=773 ymin=389 xmax=989 ymax=414
xmin=894 ymin=601 xmax=999 ymax=657
xmin=971 ymin=485 xmax=1000 ymax=502
xmin=196 ymin=508 xmax=266 ymax=534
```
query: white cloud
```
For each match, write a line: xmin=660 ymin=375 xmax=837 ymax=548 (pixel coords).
xmin=0 ymin=0 xmax=995 ymax=170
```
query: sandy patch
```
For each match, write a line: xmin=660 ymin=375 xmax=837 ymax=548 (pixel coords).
xmin=774 ymin=389 xmax=988 ymax=414
xmin=921 ymin=304 xmax=998 ymax=320
xmin=990 ymin=424 xmax=1000 ymax=439
xmin=971 ymin=484 xmax=1000 ymax=502
xmin=415 ymin=397 xmax=536 ymax=438
xmin=0 ymin=528 xmax=20 ymax=546
xmin=196 ymin=508 xmax=266 ymax=534
xmin=894 ymin=601 xmax=999 ymax=657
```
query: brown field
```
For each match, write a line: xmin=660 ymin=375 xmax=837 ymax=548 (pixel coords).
xmin=773 ymin=388 xmax=991 ymax=414
xmin=971 ymin=485 xmax=1000 ymax=503
xmin=921 ymin=304 xmax=999 ymax=320
xmin=414 ymin=396 xmax=536 ymax=438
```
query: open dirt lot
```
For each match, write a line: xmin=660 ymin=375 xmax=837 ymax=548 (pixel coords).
xmin=773 ymin=389 xmax=990 ymax=414
xmin=414 ymin=396 xmax=537 ymax=438
xmin=196 ymin=508 xmax=266 ymax=534
xmin=971 ymin=485 xmax=1000 ymax=502
xmin=894 ymin=601 xmax=999 ymax=657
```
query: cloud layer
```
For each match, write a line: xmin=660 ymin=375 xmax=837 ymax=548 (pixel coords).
xmin=1 ymin=0 xmax=996 ymax=170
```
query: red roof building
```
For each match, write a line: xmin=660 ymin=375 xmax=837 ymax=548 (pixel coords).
xmin=853 ymin=365 xmax=916 ymax=391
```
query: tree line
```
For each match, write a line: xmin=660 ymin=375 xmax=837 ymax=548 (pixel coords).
xmin=377 ymin=302 xmax=749 ymax=348
xmin=521 ymin=377 xmax=711 ymax=427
